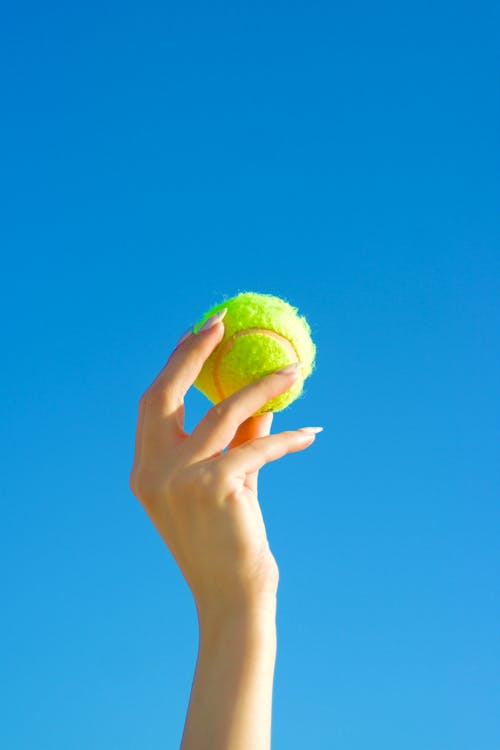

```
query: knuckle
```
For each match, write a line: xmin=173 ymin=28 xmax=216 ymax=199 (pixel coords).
xmin=168 ymin=464 xmax=201 ymax=496
xmin=202 ymin=401 xmax=237 ymax=430
xmin=168 ymin=464 xmax=221 ymax=504
xmin=138 ymin=390 xmax=150 ymax=411
xmin=221 ymin=400 xmax=241 ymax=424
xmin=210 ymin=461 xmax=229 ymax=485
xmin=129 ymin=464 xmax=171 ymax=506
xmin=167 ymin=467 xmax=187 ymax=496
xmin=246 ymin=440 xmax=265 ymax=459
xmin=197 ymin=464 xmax=217 ymax=490
xmin=129 ymin=465 xmax=151 ymax=501
xmin=128 ymin=468 xmax=139 ymax=495
xmin=142 ymin=383 xmax=180 ymax=414
xmin=209 ymin=402 xmax=227 ymax=421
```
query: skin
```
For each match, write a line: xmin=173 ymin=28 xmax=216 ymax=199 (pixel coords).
xmin=129 ymin=312 xmax=320 ymax=750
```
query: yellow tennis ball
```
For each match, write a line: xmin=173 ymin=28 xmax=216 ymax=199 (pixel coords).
xmin=193 ymin=291 xmax=316 ymax=414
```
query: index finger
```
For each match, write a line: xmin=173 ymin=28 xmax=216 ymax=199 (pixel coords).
xmin=137 ymin=312 xmax=226 ymax=450
xmin=147 ymin=311 xmax=226 ymax=411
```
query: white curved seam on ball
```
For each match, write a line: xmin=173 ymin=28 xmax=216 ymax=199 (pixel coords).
xmin=212 ymin=328 xmax=302 ymax=401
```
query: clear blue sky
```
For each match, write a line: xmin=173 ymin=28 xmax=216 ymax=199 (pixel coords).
xmin=1 ymin=1 xmax=499 ymax=748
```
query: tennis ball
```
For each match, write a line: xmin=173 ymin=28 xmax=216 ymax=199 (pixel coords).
xmin=193 ymin=291 xmax=316 ymax=414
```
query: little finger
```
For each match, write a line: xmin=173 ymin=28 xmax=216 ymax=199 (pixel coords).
xmin=217 ymin=427 xmax=323 ymax=478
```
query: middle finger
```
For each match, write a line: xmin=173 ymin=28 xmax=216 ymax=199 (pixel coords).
xmin=186 ymin=364 xmax=301 ymax=462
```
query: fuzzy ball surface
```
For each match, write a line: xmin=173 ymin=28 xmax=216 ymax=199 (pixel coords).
xmin=193 ymin=291 xmax=316 ymax=414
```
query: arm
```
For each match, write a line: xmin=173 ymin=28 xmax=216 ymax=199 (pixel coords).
xmin=181 ymin=603 xmax=277 ymax=749
xmin=129 ymin=311 xmax=320 ymax=750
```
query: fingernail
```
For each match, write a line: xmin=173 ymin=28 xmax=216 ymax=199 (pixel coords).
xmin=275 ymin=361 xmax=302 ymax=375
xmin=199 ymin=308 xmax=228 ymax=332
xmin=297 ymin=426 xmax=324 ymax=435
xmin=175 ymin=327 xmax=193 ymax=347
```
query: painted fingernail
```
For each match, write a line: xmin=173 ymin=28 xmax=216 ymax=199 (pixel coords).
xmin=297 ymin=426 xmax=324 ymax=435
xmin=275 ymin=361 xmax=302 ymax=375
xmin=175 ymin=327 xmax=193 ymax=348
xmin=199 ymin=308 xmax=228 ymax=333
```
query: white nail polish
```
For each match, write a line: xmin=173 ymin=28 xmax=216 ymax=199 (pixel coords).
xmin=175 ymin=327 xmax=193 ymax=347
xmin=275 ymin=361 xmax=302 ymax=375
xmin=199 ymin=308 xmax=228 ymax=332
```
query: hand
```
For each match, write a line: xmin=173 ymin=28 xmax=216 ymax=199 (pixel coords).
xmin=129 ymin=312 xmax=320 ymax=621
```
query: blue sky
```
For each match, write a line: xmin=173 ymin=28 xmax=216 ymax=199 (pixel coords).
xmin=1 ymin=1 xmax=499 ymax=748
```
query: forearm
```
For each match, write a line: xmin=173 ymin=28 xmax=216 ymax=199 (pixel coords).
xmin=180 ymin=602 xmax=277 ymax=750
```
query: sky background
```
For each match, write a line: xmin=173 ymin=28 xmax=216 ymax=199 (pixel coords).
xmin=1 ymin=1 xmax=499 ymax=748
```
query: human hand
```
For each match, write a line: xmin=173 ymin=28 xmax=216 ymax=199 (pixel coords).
xmin=129 ymin=311 xmax=321 ymax=622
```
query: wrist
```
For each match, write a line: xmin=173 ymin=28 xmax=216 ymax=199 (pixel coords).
xmin=197 ymin=596 xmax=277 ymax=651
xmin=182 ymin=595 xmax=277 ymax=750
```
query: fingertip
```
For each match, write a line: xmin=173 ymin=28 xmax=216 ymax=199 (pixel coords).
xmin=266 ymin=362 xmax=301 ymax=393
xmin=193 ymin=317 xmax=226 ymax=349
xmin=196 ymin=308 xmax=228 ymax=334
xmin=253 ymin=412 xmax=274 ymax=433
xmin=229 ymin=412 xmax=273 ymax=450
xmin=155 ymin=316 xmax=226 ymax=398
xmin=297 ymin=426 xmax=323 ymax=435
xmin=274 ymin=362 xmax=302 ymax=376
xmin=296 ymin=431 xmax=316 ymax=444
xmin=174 ymin=326 xmax=194 ymax=349
xmin=170 ymin=315 xmax=224 ymax=362
xmin=288 ymin=429 xmax=317 ymax=451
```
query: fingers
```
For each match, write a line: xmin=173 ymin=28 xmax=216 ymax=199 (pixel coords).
xmin=136 ymin=314 xmax=225 ymax=451
xmin=229 ymin=413 xmax=274 ymax=451
xmin=229 ymin=413 xmax=274 ymax=494
xmin=218 ymin=428 xmax=319 ymax=477
xmin=188 ymin=365 xmax=301 ymax=461
xmin=149 ymin=312 xmax=226 ymax=407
